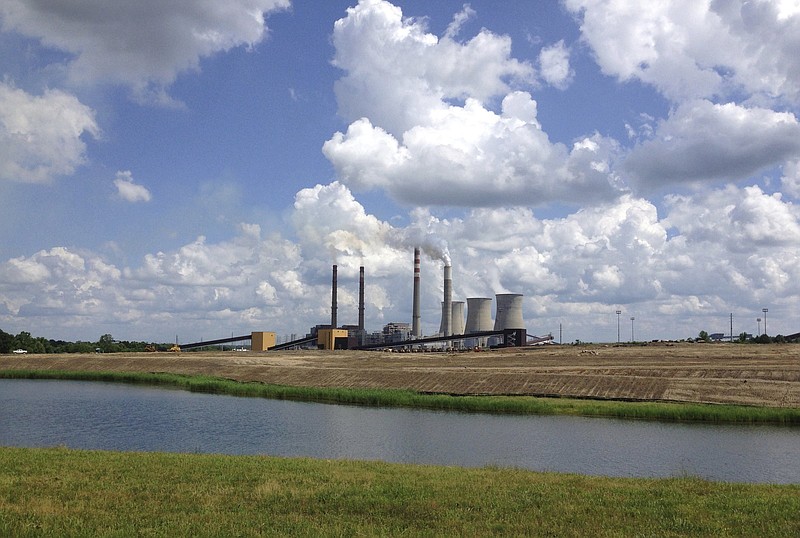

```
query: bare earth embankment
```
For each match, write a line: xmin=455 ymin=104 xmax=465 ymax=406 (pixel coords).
xmin=2 ymin=343 xmax=799 ymax=407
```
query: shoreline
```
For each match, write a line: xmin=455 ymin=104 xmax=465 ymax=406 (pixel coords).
xmin=1 ymin=344 xmax=799 ymax=407
xmin=2 ymin=368 xmax=799 ymax=424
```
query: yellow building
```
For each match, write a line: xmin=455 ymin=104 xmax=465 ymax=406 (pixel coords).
xmin=251 ymin=331 xmax=276 ymax=351
xmin=317 ymin=329 xmax=349 ymax=350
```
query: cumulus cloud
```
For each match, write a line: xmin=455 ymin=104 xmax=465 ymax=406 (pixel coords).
xmin=565 ymin=0 xmax=800 ymax=104
xmin=0 ymin=83 xmax=99 ymax=182
xmin=781 ymin=160 xmax=800 ymax=198
xmin=331 ymin=0 xmax=533 ymax=137
xmin=538 ymin=40 xmax=573 ymax=89
xmin=324 ymin=1 xmax=628 ymax=207
xmin=625 ymin=100 xmax=800 ymax=188
xmin=113 ymin=170 xmax=152 ymax=203
xmin=0 ymin=0 xmax=290 ymax=103
xmin=324 ymin=92 xmax=624 ymax=206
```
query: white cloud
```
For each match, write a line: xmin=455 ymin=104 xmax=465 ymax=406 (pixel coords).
xmin=444 ymin=3 xmax=476 ymax=40
xmin=625 ymin=100 xmax=800 ymax=188
xmin=0 ymin=0 xmax=290 ymax=103
xmin=324 ymin=2 xmax=628 ymax=208
xmin=538 ymin=40 xmax=573 ymax=89
xmin=324 ymin=93 xmax=624 ymax=206
xmin=781 ymin=160 xmax=800 ymax=198
xmin=664 ymin=185 xmax=800 ymax=250
xmin=331 ymin=0 xmax=533 ymax=137
xmin=113 ymin=170 xmax=152 ymax=203
xmin=291 ymin=181 xmax=405 ymax=272
xmin=565 ymin=0 xmax=800 ymax=104
xmin=0 ymin=83 xmax=99 ymax=182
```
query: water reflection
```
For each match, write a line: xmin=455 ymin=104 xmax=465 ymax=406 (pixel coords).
xmin=1 ymin=379 xmax=798 ymax=483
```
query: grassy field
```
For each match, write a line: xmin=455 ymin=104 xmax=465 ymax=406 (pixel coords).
xmin=3 ymin=369 xmax=800 ymax=424
xmin=1 ymin=447 xmax=799 ymax=537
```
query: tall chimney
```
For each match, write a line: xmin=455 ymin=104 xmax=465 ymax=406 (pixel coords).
xmin=443 ymin=264 xmax=452 ymax=337
xmin=358 ymin=265 xmax=365 ymax=331
xmin=331 ymin=264 xmax=338 ymax=329
xmin=412 ymin=248 xmax=421 ymax=337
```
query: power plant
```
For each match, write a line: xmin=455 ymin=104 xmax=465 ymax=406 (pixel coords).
xmin=178 ymin=248 xmax=547 ymax=351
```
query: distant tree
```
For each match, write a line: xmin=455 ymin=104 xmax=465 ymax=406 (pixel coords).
xmin=0 ymin=329 xmax=13 ymax=353
xmin=754 ymin=334 xmax=771 ymax=344
xmin=738 ymin=332 xmax=749 ymax=343
xmin=96 ymin=334 xmax=120 ymax=353
xmin=698 ymin=330 xmax=710 ymax=342
xmin=12 ymin=331 xmax=34 ymax=352
xmin=774 ymin=334 xmax=786 ymax=344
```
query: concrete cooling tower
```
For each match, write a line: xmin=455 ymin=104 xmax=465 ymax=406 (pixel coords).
xmin=493 ymin=293 xmax=524 ymax=330
xmin=451 ymin=301 xmax=465 ymax=336
xmin=465 ymin=297 xmax=493 ymax=348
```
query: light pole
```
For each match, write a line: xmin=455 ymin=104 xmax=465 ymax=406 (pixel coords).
xmin=616 ymin=310 xmax=621 ymax=343
xmin=757 ymin=317 xmax=761 ymax=336
xmin=762 ymin=308 xmax=768 ymax=336
xmin=630 ymin=317 xmax=635 ymax=342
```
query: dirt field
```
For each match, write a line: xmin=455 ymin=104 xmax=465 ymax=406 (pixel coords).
xmin=2 ymin=343 xmax=799 ymax=408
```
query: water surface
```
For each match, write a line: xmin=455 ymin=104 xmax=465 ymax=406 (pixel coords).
xmin=1 ymin=379 xmax=799 ymax=483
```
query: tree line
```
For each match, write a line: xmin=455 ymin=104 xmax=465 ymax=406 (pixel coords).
xmin=696 ymin=330 xmax=792 ymax=344
xmin=0 ymin=329 xmax=172 ymax=354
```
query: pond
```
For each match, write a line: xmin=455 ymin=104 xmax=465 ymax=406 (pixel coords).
xmin=1 ymin=379 xmax=799 ymax=483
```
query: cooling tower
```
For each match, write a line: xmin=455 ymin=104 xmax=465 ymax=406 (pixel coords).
xmin=412 ymin=248 xmax=421 ymax=337
xmin=331 ymin=264 xmax=338 ymax=329
xmin=465 ymin=297 xmax=493 ymax=348
xmin=358 ymin=265 xmax=365 ymax=331
xmin=493 ymin=293 xmax=524 ymax=330
xmin=451 ymin=301 xmax=465 ymax=336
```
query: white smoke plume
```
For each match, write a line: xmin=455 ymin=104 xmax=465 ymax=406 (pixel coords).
xmin=394 ymin=229 xmax=450 ymax=266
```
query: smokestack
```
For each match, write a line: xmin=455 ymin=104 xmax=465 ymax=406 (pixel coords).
xmin=412 ymin=248 xmax=421 ymax=337
xmin=331 ymin=264 xmax=338 ymax=329
xmin=358 ymin=265 xmax=365 ymax=331
xmin=443 ymin=264 xmax=452 ymax=337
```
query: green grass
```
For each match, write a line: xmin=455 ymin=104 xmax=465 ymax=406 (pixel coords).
xmin=2 ymin=368 xmax=800 ymax=425
xmin=0 ymin=447 xmax=798 ymax=537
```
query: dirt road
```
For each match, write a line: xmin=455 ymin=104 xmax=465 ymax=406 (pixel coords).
xmin=2 ymin=343 xmax=799 ymax=407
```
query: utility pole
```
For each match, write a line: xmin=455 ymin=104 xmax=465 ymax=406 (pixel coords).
xmin=616 ymin=310 xmax=621 ymax=343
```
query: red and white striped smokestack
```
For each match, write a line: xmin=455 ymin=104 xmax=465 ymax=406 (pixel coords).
xmin=443 ymin=264 xmax=452 ymax=337
xmin=331 ymin=264 xmax=338 ymax=329
xmin=412 ymin=248 xmax=421 ymax=337
xmin=358 ymin=265 xmax=365 ymax=331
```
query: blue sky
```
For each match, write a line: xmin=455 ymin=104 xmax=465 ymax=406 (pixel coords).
xmin=1 ymin=0 xmax=799 ymax=344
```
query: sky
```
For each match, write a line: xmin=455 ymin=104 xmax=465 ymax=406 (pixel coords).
xmin=1 ymin=0 xmax=799 ymax=345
